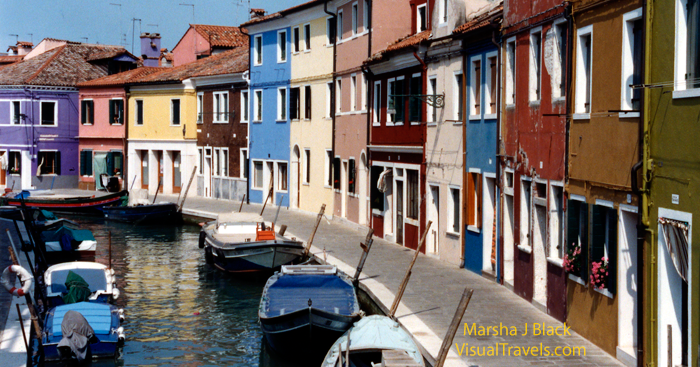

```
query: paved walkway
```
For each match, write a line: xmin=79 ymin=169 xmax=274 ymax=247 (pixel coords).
xmin=165 ymin=194 xmax=624 ymax=367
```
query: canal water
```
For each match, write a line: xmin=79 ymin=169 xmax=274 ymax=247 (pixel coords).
xmin=53 ymin=218 xmax=312 ymax=367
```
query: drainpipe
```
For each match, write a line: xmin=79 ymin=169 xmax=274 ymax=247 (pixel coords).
xmin=324 ymin=1 xmax=337 ymax=184
xmin=564 ymin=3 xmax=573 ymax=193
xmin=125 ymin=86 xmax=130 ymax=189
xmin=366 ymin=0 xmax=373 ymax=227
xmin=413 ymin=49 xmax=428 ymax=250
xmin=241 ymin=26 xmax=252 ymax=204
xmin=490 ymin=15 xmax=503 ymax=283
xmin=461 ymin=41 xmax=467 ymax=269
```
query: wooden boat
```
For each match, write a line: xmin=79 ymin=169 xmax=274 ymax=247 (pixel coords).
xmin=39 ymin=222 xmax=97 ymax=264
xmin=42 ymin=302 xmax=124 ymax=361
xmin=43 ymin=262 xmax=120 ymax=308
xmin=0 ymin=190 xmax=126 ymax=214
xmin=103 ymin=202 xmax=181 ymax=224
xmin=321 ymin=315 xmax=425 ymax=367
xmin=200 ymin=212 xmax=305 ymax=273
xmin=259 ymin=265 xmax=362 ymax=356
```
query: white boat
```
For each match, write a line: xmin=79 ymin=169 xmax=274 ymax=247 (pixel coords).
xmin=44 ymin=261 xmax=120 ymax=307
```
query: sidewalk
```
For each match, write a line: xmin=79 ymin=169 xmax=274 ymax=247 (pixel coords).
xmin=167 ymin=194 xmax=624 ymax=367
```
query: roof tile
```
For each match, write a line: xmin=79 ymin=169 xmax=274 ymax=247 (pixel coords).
xmin=191 ymin=24 xmax=248 ymax=48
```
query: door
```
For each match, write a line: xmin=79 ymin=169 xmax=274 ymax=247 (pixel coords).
xmin=396 ymin=180 xmax=404 ymax=245
xmin=141 ymin=150 xmax=148 ymax=190
xmin=427 ymin=185 xmax=439 ymax=254
xmin=533 ymin=203 xmax=547 ymax=306
xmin=204 ymin=148 xmax=212 ymax=197
xmin=172 ymin=151 xmax=181 ymax=194
xmin=483 ymin=177 xmax=496 ymax=272
xmin=618 ymin=209 xmax=638 ymax=361
xmin=0 ymin=151 xmax=5 ymax=186
xmin=359 ymin=153 xmax=368 ymax=225
xmin=156 ymin=151 xmax=163 ymax=193
xmin=341 ymin=161 xmax=348 ymax=217
xmin=292 ymin=146 xmax=300 ymax=208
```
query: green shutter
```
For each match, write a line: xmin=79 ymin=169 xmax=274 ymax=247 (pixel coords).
xmin=591 ymin=205 xmax=606 ymax=264
xmin=106 ymin=152 xmax=114 ymax=175
xmin=81 ymin=101 xmax=86 ymax=124
xmin=80 ymin=151 xmax=86 ymax=176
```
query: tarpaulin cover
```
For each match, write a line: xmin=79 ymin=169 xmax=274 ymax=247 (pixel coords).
xmin=62 ymin=271 xmax=92 ymax=304
xmin=56 ymin=309 xmax=96 ymax=361
xmin=40 ymin=226 xmax=96 ymax=250
xmin=265 ymin=274 xmax=356 ymax=316
xmin=52 ymin=303 xmax=112 ymax=337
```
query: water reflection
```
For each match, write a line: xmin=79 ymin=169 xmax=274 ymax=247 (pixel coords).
xmin=49 ymin=218 xmax=311 ymax=367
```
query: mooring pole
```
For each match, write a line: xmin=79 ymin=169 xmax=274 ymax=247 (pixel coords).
xmin=304 ymin=204 xmax=326 ymax=257
xmin=16 ymin=304 xmax=28 ymax=351
xmin=260 ymin=175 xmax=274 ymax=215
xmin=8 ymin=246 xmax=41 ymax=337
xmin=273 ymin=195 xmax=284 ymax=225
xmin=178 ymin=166 xmax=197 ymax=211
xmin=152 ymin=178 xmax=163 ymax=204
xmin=389 ymin=220 xmax=432 ymax=317
xmin=434 ymin=288 xmax=474 ymax=367
xmin=108 ymin=231 xmax=112 ymax=270
xmin=352 ymin=228 xmax=374 ymax=286
xmin=238 ymin=194 xmax=246 ymax=212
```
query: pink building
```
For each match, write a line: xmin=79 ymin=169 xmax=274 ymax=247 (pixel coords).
xmin=171 ymin=24 xmax=247 ymax=67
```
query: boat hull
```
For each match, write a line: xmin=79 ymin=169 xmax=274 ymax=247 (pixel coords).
xmin=0 ymin=190 xmax=126 ymax=214
xmin=204 ymin=230 xmax=305 ymax=273
xmin=103 ymin=202 xmax=181 ymax=224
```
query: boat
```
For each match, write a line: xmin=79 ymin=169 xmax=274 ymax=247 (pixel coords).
xmin=43 ymin=262 xmax=120 ymax=308
xmin=259 ymin=265 xmax=362 ymax=356
xmin=200 ymin=212 xmax=305 ymax=273
xmin=321 ymin=315 xmax=425 ymax=367
xmin=0 ymin=190 xmax=126 ymax=214
xmin=103 ymin=202 xmax=181 ymax=224
xmin=39 ymin=222 xmax=97 ymax=264
xmin=42 ymin=302 xmax=124 ymax=362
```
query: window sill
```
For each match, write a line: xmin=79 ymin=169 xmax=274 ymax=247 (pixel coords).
xmin=372 ymin=209 xmax=384 ymax=216
xmin=372 ymin=122 xmax=381 ymax=126
xmin=410 ymin=121 xmax=421 ymax=126
xmin=469 ymin=114 xmax=480 ymax=121
xmin=302 ymin=182 xmax=310 ymax=186
xmin=404 ymin=218 xmax=419 ymax=227
xmin=546 ymin=257 xmax=564 ymax=268
xmin=618 ymin=112 xmax=639 ymax=118
xmin=196 ymin=122 xmax=203 ymax=125
xmin=506 ymin=103 xmax=515 ymax=110
xmin=673 ymin=88 xmax=700 ymax=99
xmin=427 ymin=122 xmax=437 ymax=127
xmin=169 ymin=124 xmax=181 ymax=127
xmin=529 ymin=100 xmax=541 ymax=107
xmin=304 ymin=49 xmax=311 ymax=54
xmin=212 ymin=121 xmax=229 ymax=124
xmin=572 ymin=113 xmax=590 ymax=120
xmin=467 ymin=225 xmax=480 ymax=233
xmin=552 ymin=96 xmax=566 ymax=104
xmin=251 ymin=187 xmax=263 ymax=191
xmin=484 ymin=113 xmax=497 ymax=120
xmin=254 ymin=63 xmax=262 ymax=67
xmin=446 ymin=230 xmax=460 ymax=238
xmin=82 ymin=123 xmax=94 ymax=126
xmin=324 ymin=185 xmax=333 ymax=189
xmin=277 ymin=60 xmax=287 ymax=64
xmin=517 ymin=244 xmax=532 ymax=254
xmin=253 ymin=121 xmax=262 ymax=124
xmin=453 ymin=120 xmax=463 ymax=125
xmin=568 ymin=274 xmax=586 ymax=286
xmin=593 ymin=287 xmax=614 ymax=299
xmin=276 ymin=119 xmax=287 ymax=123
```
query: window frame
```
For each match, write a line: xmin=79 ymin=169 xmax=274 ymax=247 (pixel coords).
xmin=387 ymin=76 xmax=405 ymax=125
xmin=40 ymin=100 xmax=58 ymax=126
xmin=575 ymin=25 xmax=593 ymax=117
xmin=454 ymin=71 xmax=464 ymax=122
xmin=448 ymin=185 xmax=461 ymax=235
xmin=327 ymin=17 xmax=336 ymax=46
xmin=336 ymin=77 xmax=343 ymax=113
xmin=548 ymin=182 xmax=565 ymax=263
xmin=170 ymin=98 xmax=181 ymax=126
xmin=304 ymin=148 xmax=311 ymax=184
xmin=37 ymin=150 xmax=60 ymax=175
xmin=529 ymin=27 xmax=543 ymax=103
xmin=277 ymin=87 xmax=288 ymax=121
xmin=254 ymin=35 xmax=263 ymax=66
xmin=352 ymin=2 xmax=359 ymax=36
xmin=304 ymin=85 xmax=312 ymax=120
xmin=254 ymin=89 xmax=263 ymax=122
xmin=135 ymin=99 xmax=144 ymax=125
xmin=290 ymin=87 xmax=301 ymax=120
xmin=621 ymin=8 xmax=643 ymax=114
xmin=373 ymin=80 xmax=382 ymax=125
xmin=485 ymin=52 xmax=498 ymax=117
xmin=363 ymin=0 xmax=369 ymax=31
xmin=351 ymin=73 xmax=357 ymax=111
xmin=253 ymin=160 xmax=264 ymax=189
xmin=109 ymin=98 xmax=124 ymax=125
xmin=304 ymin=23 xmax=311 ymax=51
xmin=81 ymin=99 xmax=94 ymax=125
xmin=240 ymin=148 xmax=248 ymax=179
xmin=469 ymin=57 xmax=482 ymax=119
xmin=241 ymin=90 xmax=249 ymax=123
xmin=196 ymin=92 xmax=203 ymax=124
xmin=8 ymin=151 xmax=21 ymax=175
xmin=439 ymin=0 xmax=448 ymax=25
xmin=293 ymin=26 xmax=301 ymax=54
xmin=428 ymin=76 xmax=437 ymax=124
xmin=506 ymin=37 xmax=516 ymax=106
xmin=11 ymin=100 xmax=21 ymax=125
xmin=337 ymin=10 xmax=344 ymax=41
xmin=553 ymin=19 xmax=568 ymax=100
xmin=80 ymin=149 xmax=93 ymax=177
xmin=327 ymin=81 xmax=333 ymax=118
xmin=212 ymin=91 xmax=229 ymax=123
xmin=325 ymin=149 xmax=333 ymax=188
xmin=467 ymin=170 xmax=482 ymax=232
xmin=277 ymin=30 xmax=288 ymax=63
xmin=277 ymin=162 xmax=288 ymax=192
xmin=417 ymin=4 xmax=427 ymax=33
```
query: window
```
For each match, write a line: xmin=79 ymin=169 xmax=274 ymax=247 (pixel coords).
xmin=348 ymin=158 xmax=356 ymax=194
xmin=361 ymin=74 xmax=367 ymax=110
xmin=467 ymin=172 xmax=482 ymax=229
xmin=520 ymin=179 xmax=532 ymax=248
xmin=352 ymin=3 xmax=358 ymax=36
xmin=351 ymin=74 xmax=357 ymax=111
xmin=304 ymin=149 xmax=311 ymax=184
xmin=278 ymin=30 xmax=287 ymax=62
xmin=622 ymin=9 xmax=643 ymax=111
xmin=549 ymin=185 xmax=564 ymax=260
xmin=293 ymin=26 xmax=300 ymax=53
xmin=327 ymin=82 xmax=333 ymax=117
xmin=11 ymin=101 xmax=21 ymax=124
xmin=576 ymin=26 xmax=593 ymax=114
xmin=109 ymin=99 xmax=124 ymax=125
xmin=388 ymin=77 xmax=405 ymax=124
xmin=304 ymin=85 xmax=312 ymax=119
xmin=304 ymin=24 xmax=311 ymax=51
xmin=363 ymin=0 xmax=369 ymax=31
xmin=333 ymin=157 xmax=341 ymax=189
xmin=553 ymin=21 xmax=568 ymax=99
xmin=198 ymin=148 xmax=203 ymax=175
xmin=197 ymin=93 xmax=203 ymax=124
xmin=327 ymin=17 xmax=336 ymax=45
xmin=136 ymin=100 xmax=144 ymax=125
xmin=213 ymin=148 xmax=220 ymax=176
xmin=370 ymin=166 xmax=385 ymax=210
xmin=591 ymin=204 xmax=617 ymax=292
xmin=486 ymin=54 xmax=498 ymax=115
xmin=41 ymin=101 xmax=56 ymax=126
xmin=506 ymin=38 xmax=516 ymax=105
xmin=530 ymin=29 xmax=542 ymax=101
xmin=278 ymin=163 xmax=288 ymax=191
xmin=455 ymin=72 xmax=464 ymax=121
xmin=254 ymin=35 xmax=263 ymax=65
xmin=679 ymin=0 xmax=700 ymax=90
xmin=213 ymin=92 xmax=229 ymax=122
xmin=439 ymin=0 xmax=448 ymax=24
xmin=80 ymin=150 xmax=93 ymax=176
xmin=253 ymin=161 xmax=263 ymax=188
xmin=221 ymin=149 xmax=228 ymax=177
xmin=290 ymin=87 xmax=301 ymax=120
xmin=241 ymin=91 xmax=249 ymax=122
xmin=373 ymin=81 xmax=381 ymax=124
xmin=8 ymin=151 xmax=21 ymax=174
xmin=407 ymin=169 xmax=419 ymax=220
xmin=278 ymin=88 xmax=287 ymax=120
xmin=336 ymin=78 xmax=342 ymax=112
xmin=38 ymin=151 xmax=60 ymax=175
xmin=567 ymin=199 xmax=589 ymax=279
xmin=409 ymin=73 xmax=422 ymax=122
xmin=428 ymin=76 xmax=437 ymax=123
xmin=240 ymin=149 xmax=248 ymax=179
xmin=170 ymin=99 xmax=180 ymax=125
xmin=449 ymin=187 xmax=460 ymax=233
xmin=417 ymin=4 xmax=427 ymax=33
xmin=326 ymin=150 xmax=333 ymax=187
xmin=338 ymin=11 xmax=344 ymax=41
xmin=470 ymin=58 xmax=481 ymax=117
xmin=81 ymin=100 xmax=94 ymax=125
xmin=254 ymin=90 xmax=263 ymax=122
xmin=106 ymin=151 xmax=123 ymax=176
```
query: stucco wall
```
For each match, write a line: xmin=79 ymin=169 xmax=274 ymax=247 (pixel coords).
xmin=172 ymin=27 xmax=211 ymax=67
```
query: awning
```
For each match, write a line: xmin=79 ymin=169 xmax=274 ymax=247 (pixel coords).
xmin=659 ymin=217 xmax=689 ymax=282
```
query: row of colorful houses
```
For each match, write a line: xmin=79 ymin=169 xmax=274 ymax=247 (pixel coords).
xmin=0 ymin=0 xmax=697 ymax=365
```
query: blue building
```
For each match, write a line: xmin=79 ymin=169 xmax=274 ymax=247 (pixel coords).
xmin=243 ymin=14 xmax=292 ymax=207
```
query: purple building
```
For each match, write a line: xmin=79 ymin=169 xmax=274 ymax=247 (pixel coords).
xmin=140 ymin=33 xmax=161 ymax=67
xmin=0 ymin=42 xmax=137 ymax=190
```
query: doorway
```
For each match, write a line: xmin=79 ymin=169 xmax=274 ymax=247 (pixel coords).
xmin=504 ymin=192 xmax=515 ymax=286
xmin=427 ymin=185 xmax=439 ymax=254
xmin=156 ymin=151 xmax=163 ymax=193
xmin=396 ymin=180 xmax=404 ymax=245
xmin=533 ymin=202 xmax=547 ymax=306
xmin=482 ymin=176 xmax=496 ymax=273
xmin=140 ymin=150 xmax=149 ymax=190
xmin=341 ymin=161 xmax=348 ymax=218
xmin=0 ymin=151 xmax=5 ymax=186
xmin=204 ymin=148 xmax=212 ymax=197
xmin=617 ymin=208 xmax=638 ymax=364
xmin=172 ymin=151 xmax=181 ymax=194
xmin=359 ymin=153 xmax=368 ymax=226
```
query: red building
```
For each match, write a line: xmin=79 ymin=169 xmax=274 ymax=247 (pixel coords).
xmin=499 ymin=0 xmax=569 ymax=321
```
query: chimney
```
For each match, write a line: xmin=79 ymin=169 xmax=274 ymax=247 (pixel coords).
xmin=16 ymin=42 xmax=33 ymax=56
xmin=140 ymin=32 xmax=161 ymax=67
xmin=250 ymin=8 xmax=266 ymax=19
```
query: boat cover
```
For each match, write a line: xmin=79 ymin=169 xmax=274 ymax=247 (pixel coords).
xmin=265 ymin=274 xmax=356 ymax=316
xmin=40 ymin=226 xmax=96 ymax=251
xmin=56 ymin=309 xmax=96 ymax=361
xmin=62 ymin=271 xmax=91 ymax=304
xmin=52 ymin=303 xmax=112 ymax=338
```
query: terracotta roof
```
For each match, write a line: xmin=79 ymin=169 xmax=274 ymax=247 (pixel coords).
xmin=367 ymin=30 xmax=431 ymax=63
xmin=0 ymin=44 xmax=134 ymax=87
xmin=77 ymin=67 xmax=163 ymax=87
xmin=191 ymin=24 xmax=248 ymax=48
xmin=6 ymin=46 xmax=17 ymax=52
xmin=86 ymin=48 xmax=138 ymax=61
xmin=129 ymin=47 xmax=249 ymax=84
xmin=453 ymin=5 xmax=503 ymax=34
xmin=0 ymin=55 xmax=23 ymax=64
xmin=241 ymin=0 xmax=327 ymax=27
xmin=240 ymin=12 xmax=282 ymax=26
xmin=17 ymin=41 xmax=33 ymax=47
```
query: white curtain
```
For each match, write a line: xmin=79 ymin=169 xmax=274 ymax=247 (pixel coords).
xmin=659 ymin=217 xmax=689 ymax=282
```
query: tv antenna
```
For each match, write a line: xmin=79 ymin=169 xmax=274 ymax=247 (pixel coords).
xmin=179 ymin=3 xmax=195 ymax=23
xmin=9 ymin=34 xmax=18 ymax=44
xmin=27 ymin=33 xmax=33 ymax=44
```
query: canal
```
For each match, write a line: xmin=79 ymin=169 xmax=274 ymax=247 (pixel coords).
xmin=55 ymin=217 xmax=312 ymax=367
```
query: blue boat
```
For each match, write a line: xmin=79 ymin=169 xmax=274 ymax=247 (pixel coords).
xmin=42 ymin=302 xmax=124 ymax=361
xmin=258 ymin=265 xmax=362 ymax=356
xmin=103 ymin=202 xmax=181 ymax=224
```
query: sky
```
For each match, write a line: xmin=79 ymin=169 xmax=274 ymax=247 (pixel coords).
xmin=0 ymin=0 xmax=302 ymax=54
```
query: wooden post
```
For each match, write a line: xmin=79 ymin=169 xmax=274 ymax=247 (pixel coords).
xmin=8 ymin=246 xmax=41 ymax=336
xmin=108 ymin=231 xmax=112 ymax=270
xmin=238 ymin=194 xmax=246 ymax=212
xmin=273 ymin=195 xmax=284 ymax=225
xmin=178 ymin=166 xmax=197 ymax=211
xmin=278 ymin=225 xmax=287 ymax=236
xmin=668 ymin=325 xmax=672 ymax=367
xmin=16 ymin=304 xmax=27 ymax=351
xmin=389 ymin=220 xmax=432 ymax=317
xmin=260 ymin=174 xmax=275 ymax=215
xmin=435 ymin=288 xmax=474 ymax=367
xmin=353 ymin=228 xmax=374 ymax=286
xmin=304 ymin=204 xmax=326 ymax=257
xmin=152 ymin=178 xmax=163 ymax=204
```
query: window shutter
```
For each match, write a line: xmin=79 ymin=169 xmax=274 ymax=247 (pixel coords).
xmin=81 ymin=101 xmax=86 ymax=124
xmin=467 ymin=173 xmax=475 ymax=225
xmin=590 ymin=205 xmax=606 ymax=283
xmin=607 ymin=208 xmax=618 ymax=293
xmin=55 ymin=151 xmax=61 ymax=175
xmin=476 ymin=174 xmax=482 ymax=228
xmin=80 ymin=151 xmax=86 ymax=176
xmin=118 ymin=100 xmax=124 ymax=123
xmin=106 ymin=152 xmax=114 ymax=175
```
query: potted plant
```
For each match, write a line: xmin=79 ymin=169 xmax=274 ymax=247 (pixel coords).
xmin=590 ymin=257 xmax=609 ymax=289
xmin=563 ymin=242 xmax=582 ymax=275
